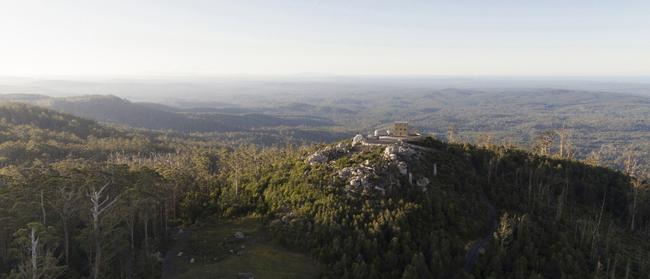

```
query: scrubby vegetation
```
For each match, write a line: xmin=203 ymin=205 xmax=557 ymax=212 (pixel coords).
xmin=0 ymin=102 xmax=649 ymax=278
xmin=8 ymin=87 xmax=650 ymax=174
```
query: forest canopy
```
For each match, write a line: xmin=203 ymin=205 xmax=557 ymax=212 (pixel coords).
xmin=0 ymin=103 xmax=648 ymax=278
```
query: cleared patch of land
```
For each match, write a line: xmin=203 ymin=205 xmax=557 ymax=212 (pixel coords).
xmin=170 ymin=217 xmax=321 ymax=279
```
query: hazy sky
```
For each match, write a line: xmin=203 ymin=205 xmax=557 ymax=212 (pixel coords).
xmin=1 ymin=0 xmax=650 ymax=77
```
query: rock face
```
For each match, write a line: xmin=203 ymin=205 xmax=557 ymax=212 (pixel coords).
xmin=318 ymin=140 xmax=431 ymax=194
xmin=383 ymin=144 xmax=415 ymax=161
xmin=352 ymin=134 xmax=365 ymax=146
xmin=338 ymin=165 xmax=378 ymax=194
xmin=380 ymin=143 xmax=430 ymax=192
xmin=383 ymin=145 xmax=398 ymax=160
xmin=306 ymin=152 xmax=327 ymax=165
xmin=306 ymin=145 xmax=350 ymax=165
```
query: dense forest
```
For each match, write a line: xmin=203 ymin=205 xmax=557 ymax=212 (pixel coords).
xmin=0 ymin=94 xmax=347 ymax=140
xmin=2 ymin=87 xmax=649 ymax=174
xmin=0 ymin=102 xmax=648 ymax=278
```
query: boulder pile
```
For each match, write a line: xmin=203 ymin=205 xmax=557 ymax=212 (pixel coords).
xmin=306 ymin=144 xmax=350 ymax=165
xmin=352 ymin=134 xmax=365 ymax=146
xmin=338 ymin=165 xmax=378 ymax=194
xmin=382 ymin=144 xmax=415 ymax=161
xmin=382 ymin=143 xmax=430 ymax=192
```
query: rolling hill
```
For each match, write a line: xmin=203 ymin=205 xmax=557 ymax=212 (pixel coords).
xmin=0 ymin=102 xmax=648 ymax=279
xmin=248 ymin=137 xmax=650 ymax=278
xmin=0 ymin=94 xmax=338 ymax=133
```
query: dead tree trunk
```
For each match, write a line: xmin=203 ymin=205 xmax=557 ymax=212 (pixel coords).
xmin=31 ymin=227 xmax=38 ymax=279
xmin=88 ymin=182 xmax=119 ymax=279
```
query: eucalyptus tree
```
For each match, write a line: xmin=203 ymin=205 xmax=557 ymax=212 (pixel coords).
xmin=87 ymin=182 xmax=120 ymax=279
xmin=8 ymin=222 xmax=64 ymax=279
xmin=47 ymin=182 xmax=81 ymax=266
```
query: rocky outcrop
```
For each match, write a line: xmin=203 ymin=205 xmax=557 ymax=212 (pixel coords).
xmin=306 ymin=152 xmax=327 ymax=165
xmin=352 ymin=134 xmax=365 ymax=146
xmin=311 ymin=140 xmax=432 ymax=194
xmin=306 ymin=144 xmax=350 ymax=165
xmin=337 ymin=167 xmax=355 ymax=180
xmin=383 ymin=145 xmax=398 ymax=161
xmin=383 ymin=144 xmax=415 ymax=161
xmin=338 ymin=164 xmax=380 ymax=194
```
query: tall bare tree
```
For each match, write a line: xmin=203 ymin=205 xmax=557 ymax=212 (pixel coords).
xmin=624 ymin=154 xmax=642 ymax=231
xmin=88 ymin=182 xmax=119 ymax=279
xmin=533 ymin=131 xmax=555 ymax=157
xmin=9 ymin=223 xmax=64 ymax=279
xmin=556 ymin=128 xmax=574 ymax=159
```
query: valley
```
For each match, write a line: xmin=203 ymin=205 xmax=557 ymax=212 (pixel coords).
xmin=0 ymin=87 xmax=649 ymax=278
xmin=3 ymin=1 xmax=650 ymax=278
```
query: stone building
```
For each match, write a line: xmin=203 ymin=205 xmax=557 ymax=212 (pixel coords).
xmin=392 ymin=121 xmax=409 ymax=137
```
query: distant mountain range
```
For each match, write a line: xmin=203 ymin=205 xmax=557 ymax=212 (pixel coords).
xmin=0 ymin=94 xmax=337 ymax=133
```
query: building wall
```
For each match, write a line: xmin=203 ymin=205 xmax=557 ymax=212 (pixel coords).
xmin=393 ymin=122 xmax=408 ymax=137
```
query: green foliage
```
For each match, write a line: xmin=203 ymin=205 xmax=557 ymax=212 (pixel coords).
xmin=1 ymin=103 xmax=649 ymax=279
xmin=8 ymin=222 xmax=65 ymax=279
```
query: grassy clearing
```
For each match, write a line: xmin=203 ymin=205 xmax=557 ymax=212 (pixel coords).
xmin=173 ymin=216 xmax=321 ymax=279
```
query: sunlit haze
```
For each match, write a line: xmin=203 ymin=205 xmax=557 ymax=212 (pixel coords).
xmin=1 ymin=0 xmax=650 ymax=77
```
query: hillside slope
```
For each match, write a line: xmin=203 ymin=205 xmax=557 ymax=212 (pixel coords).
xmin=0 ymin=94 xmax=337 ymax=133
xmin=0 ymin=104 xmax=226 ymax=278
xmin=0 ymin=103 xmax=177 ymax=165
xmin=241 ymin=137 xmax=650 ymax=278
xmin=0 ymin=104 xmax=648 ymax=278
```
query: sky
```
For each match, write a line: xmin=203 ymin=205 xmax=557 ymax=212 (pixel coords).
xmin=1 ymin=0 xmax=650 ymax=78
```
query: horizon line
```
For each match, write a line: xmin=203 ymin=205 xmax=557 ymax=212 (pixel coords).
xmin=3 ymin=74 xmax=650 ymax=82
